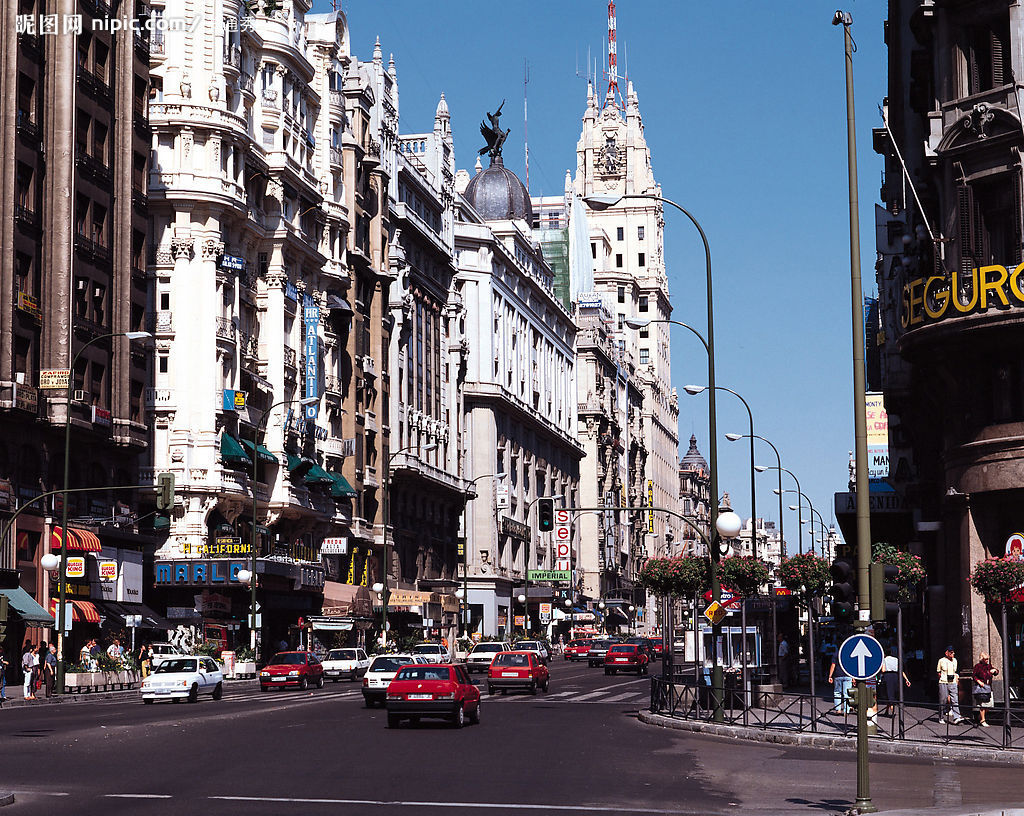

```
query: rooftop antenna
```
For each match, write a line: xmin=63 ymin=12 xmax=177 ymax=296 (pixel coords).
xmin=524 ymin=58 xmax=530 ymax=192
xmin=575 ymin=45 xmax=594 ymax=83
xmin=606 ymin=0 xmax=619 ymax=106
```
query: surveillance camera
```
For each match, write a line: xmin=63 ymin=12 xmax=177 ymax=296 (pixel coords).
xmin=832 ymin=10 xmax=850 ymax=26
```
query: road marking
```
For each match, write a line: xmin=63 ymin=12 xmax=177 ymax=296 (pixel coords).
xmin=932 ymin=763 xmax=962 ymax=808
xmin=105 ymin=794 xmax=173 ymax=799
xmin=210 ymin=796 xmax=695 ymax=813
xmin=600 ymin=692 xmax=645 ymax=702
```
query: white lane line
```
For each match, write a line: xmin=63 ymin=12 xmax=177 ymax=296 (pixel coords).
xmin=105 ymin=794 xmax=173 ymax=799
xmin=600 ymin=692 xmax=645 ymax=703
xmin=210 ymin=796 xmax=692 ymax=813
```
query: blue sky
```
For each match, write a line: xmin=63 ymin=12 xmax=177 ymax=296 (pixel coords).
xmin=322 ymin=0 xmax=889 ymax=548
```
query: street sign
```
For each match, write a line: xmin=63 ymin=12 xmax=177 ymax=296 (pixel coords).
xmin=39 ymin=369 xmax=70 ymax=390
xmin=554 ymin=509 xmax=571 ymax=572
xmin=125 ymin=614 xmax=142 ymax=628
xmin=838 ymin=633 xmax=884 ymax=680
xmin=539 ymin=603 xmax=551 ymax=624
xmin=703 ymin=601 xmax=727 ymax=626
xmin=527 ymin=570 xmax=571 ymax=582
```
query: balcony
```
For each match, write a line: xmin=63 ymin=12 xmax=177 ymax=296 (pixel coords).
xmin=329 ymin=90 xmax=343 ymax=110
xmin=324 ymin=375 xmax=342 ymax=397
xmin=147 ymin=311 xmax=174 ymax=335
xmin=16 ymin=111 xmax=39 ymax=143
xmin=240 ymin=73 xmax=255 ymax=95
xmin=216 ymin=317 xmax=236 ymax=343
xmin=364 ymin=411 xmax=378 ymax=434
xmin=151 ymin=37 xmax=165 ymax=57
xmin=134 ymin=33 xmax=149 ymax=59
xmin=74 ymin=233 xmax=112 ymax=264
xmin=76 ymin=67 xmax=112 ymax=103
xmin=330 ymin=146 xmax=343 ymax=168
xmin=15 ymin=205 xmax=41 ymax=234
xmin=224 ymin=44 xmax=241 ymax=70
xmin=360 ymin=355 xmax=377 ymax=378
xmin=143 ymin=387 xmax=174 ymax=410
xmin=17 ymin=32 xmax=41 ymax=60
xmin=76 ymin=152 xmax=113 ymax=185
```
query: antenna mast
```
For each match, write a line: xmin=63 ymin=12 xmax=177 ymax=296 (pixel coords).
xmin=524 ymin=59 xmax=530 ymax=192
xmin=607 ymin=0 xmax=619 ymax=105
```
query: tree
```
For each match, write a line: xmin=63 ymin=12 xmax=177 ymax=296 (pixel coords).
xmin=777 ymin=552 xmax=830 ymax=596
xmin=718 ymin=556 xmax=771 ymax=597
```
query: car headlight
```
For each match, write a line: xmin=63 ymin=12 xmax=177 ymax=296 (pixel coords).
xmin=260 ymin=671 xmax=269 ymax=677
xmin=288 ymin=670 xmax=300 ymax=677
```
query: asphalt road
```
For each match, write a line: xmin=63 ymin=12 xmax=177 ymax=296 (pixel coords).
xmin=0 ymin=659 xmax=1021 ymax=815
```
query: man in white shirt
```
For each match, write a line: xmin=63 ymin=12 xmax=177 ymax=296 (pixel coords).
xmin=936 ymin=645 xmax=965 ymax=724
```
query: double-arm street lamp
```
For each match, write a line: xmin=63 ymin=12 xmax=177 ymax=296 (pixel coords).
xmin=237 ymin=395 xmax=318 ymax=661
xmin=53 ymin=330 xmax=151 ymax=694
xmin=458 ymin=473 xmax=508 ymax=638
xmin=371 ymin=442 xmax=437 ymax=648
xmin=589 ymin=190 xmax=724 ymax=719
xmin=758 ymin=464 xmax=805 ymax=555
xmin=730 ymin=434 xmax=785 ymax=559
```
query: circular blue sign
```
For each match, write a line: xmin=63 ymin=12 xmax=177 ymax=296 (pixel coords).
xmin=837 ymin=633 xmax=884 ymax=680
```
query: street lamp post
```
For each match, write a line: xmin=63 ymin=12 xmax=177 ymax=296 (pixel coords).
xmin=55 ymin=330 xmax=151 ymax=694
xmin=759 ymin=465 xmax=804 ymax=555
xmin=377 ymin=442 xmax=437 ymax=648
xmin=238 ymin=395 xmax=318 ymax=662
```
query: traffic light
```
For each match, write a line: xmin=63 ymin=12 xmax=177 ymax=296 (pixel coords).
xmin=537 ymin=498 xmax=554 ymax=532
xmin=869 ymin=561 xmax=900 ymax=622
xmin=156 ymin=472 xmax=175 ymax=511
xmin=828 ymin=559 xmax=856 ymax=624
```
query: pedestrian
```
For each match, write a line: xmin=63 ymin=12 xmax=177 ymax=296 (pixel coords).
xmin=106 ymin=638 xmax=123 ymax=663
xmin=937 ymin=645 xmax=966 ymax=724
xmin=880 ymin=652 xmax=911 ymax=716
xmin=21 ymin=642 xmax=36 ymax=700
xmin=44 ymin=644 xmax=57 ymax=698
xmin=971 ymin=652 xmax=998 ymax=727
xmin=80 ymin=640 xmax=92 ymax=669
xmin=138 ymin=643 xmax=152 ymax=679
xmin=828 ymin=652 xmax=852 ymax=714
xmin=89 ymin=638 xmax=100 ymax=670
xmin=777 ymin=634 xmax=792 ymax=688
xmin=0 ymin=647 xmax=8 ymax=701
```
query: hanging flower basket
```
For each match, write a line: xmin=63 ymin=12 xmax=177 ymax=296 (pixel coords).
xmin=872 ymin=543 xmax=926 ymax=600
xmin=638 ymin=555 xmax=710 ymax=598
xmin=718 ymin=556 xmax=771 ymax=598
xmin=969 ymin=557 xmax=1024 ymax=603
xmin=777 ymin=552 xmax=830 ymax=596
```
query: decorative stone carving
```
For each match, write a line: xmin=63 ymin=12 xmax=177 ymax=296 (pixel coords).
xmin=265 ymin=271 xmax=289 ymax=289
xmin=180 ymin=75 xmax=192 ymax=99
xmin=202 ymin=239 xmax=225 ymax=260
xmin=170 ymin=238 xmax=194 ymax=260
xmin=155 ymin=245 xmax=174 ymax=265
xmin=963 ymin=103 xmax=996 ymax=140
xmin=209 ymin=85 xmax=220 ymax=103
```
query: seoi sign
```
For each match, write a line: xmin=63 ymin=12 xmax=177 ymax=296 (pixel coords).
xmin=554 ymin=509 xmax=571 ymax=572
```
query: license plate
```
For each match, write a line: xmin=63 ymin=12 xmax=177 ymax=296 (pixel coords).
xmin=155 ymin=690 xmax=172 ymax=695
xmin=501 ymin=672 xmax=519 ymax=677
xmin=616 ymin=658 xmax=628 ymax=662
xmin=407 ymin=693 xmax=432 ymax=700
xmin=272 ymin=677 xmax=287 ymax=682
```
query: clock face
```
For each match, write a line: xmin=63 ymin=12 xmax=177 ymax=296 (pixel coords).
xmin=600 ymin=136 xmax=620 ymax=174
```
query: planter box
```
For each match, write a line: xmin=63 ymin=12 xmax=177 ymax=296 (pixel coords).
xmin=234 ymin=661 xmax=256 ymax=678
xmin=64 ymin=671 xmax=102 ymax=692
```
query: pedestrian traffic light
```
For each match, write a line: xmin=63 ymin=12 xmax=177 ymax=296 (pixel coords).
xmin=156 ymin=472 xmax=175 ymax=511
xmin=828 ymin=559 xmax=856 ymax=623
xmin=537 ymin=498 xmax=554 ymax=532
xmin=869 ymin=561 xmax=900 ymax=623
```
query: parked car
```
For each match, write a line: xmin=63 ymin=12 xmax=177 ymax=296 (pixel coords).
xmin=385 ymin=663 xmax=481 ymax=728
xmin=465 ymin=642 xmax=512 ymax=673
xmin=625 ymin=637 xmax=654 ymax=657
xmin=149 ymin=642 xmax=188 ymax=669
xmin=259 ymin=651 xmax=325 ymax=691
xmin=604 ymin=643 xmax=649 ymax=675
xmin=587 ymin=638 xmax=623 ymax=667
xmin=411 ymin=643 xmax=450 ymax=664
xmin=512 ymin=640 xmax=550 ymax=662
xmin=487 ymin=651 xmax=550 ymax=695
xmin=141 ymin=656 xmax=223 ymax=704
xmin=564 ymin=639 xmax=594 ymax=662
xmin=362 ymin=654 xmax=428 ymax=707
xmin=322 ymin=648 xmax=370 ymax=682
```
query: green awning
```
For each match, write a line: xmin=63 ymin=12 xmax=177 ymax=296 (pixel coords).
xmin=328 ymin=471 xmax=357 ymax=499
xmin=286 ymin=453 xmax=314 ymax=476
xmin=0 ymin=587 xmax=55 ymax=627
xmin=304 ymin=462 xmax=334 ymax=485
xmin=286 ymin=454 xmax=332 ymax=485
xmin=241 ymin=438 xmax=279 ymax=464
xmin=220 ymin=433 xmax=252 ymax=467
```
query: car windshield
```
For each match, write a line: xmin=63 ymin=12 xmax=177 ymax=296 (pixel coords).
xmin=569 ymin=640 xmax=591 ymax=647
xmin=326 ymin=650 xmax=357 ymax=660
xmin=394 ymin=666 xmax=452 ymax=681
xmin=472 ymin=644 xmax=503 ymax=653
xmin=268 ymin=653 xmax=306 ymax=666
xmin=517 ymin=642 xmax=540 ymax=650
xmin=155 ymin=658 xmax=197 ymax=673
xmin=494 ymin=653 xmax=530 ymax=667
xmin=413 ymin=645 xmax=443 ymax=653
xmin=609 ymin=645 xmax=635 ymax=653
xmin=369 ymin=657 xmax=410 ymax=673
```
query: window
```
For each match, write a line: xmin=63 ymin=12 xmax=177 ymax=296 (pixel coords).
xmin=617 ymin=285 xmax=625 ymax=303
xmin=960 ymin=175 xmax=1022 ymax=269
xmin=91 ymin=203 xmax=107 ymax=245
xmin=160 ymin=292 xmax=170 ymax=310
xmin=638 ymin=253 xmax=646 ymax=267
xmin=15 ymin=162 xmax=33 ymax=210
xmin=158 ymin=355 xmax=168 ymax=374
xmin=618 ymin=313 xmax=625 ymax=330
xmin=963 ymin=21 xmax=1010 ymax=96
xmin=639 ymin=295 xmax=649 ymax=312
xmin=639 ymin=348 xmax=650 ymax=365
xmin=615 ymin=253 xmax=623 ymax=268
xmin=639 ymin=326 xmax=649 ymax=338
xmin=638 ymin=225 xmax=645 ymax=240
xmin=616 ymin=226 xmax=624 ymax=241
xmin=591 ymin=242 xmax=596 ymax=259
xmin=92 ymin=121 xmax=108 ymax=163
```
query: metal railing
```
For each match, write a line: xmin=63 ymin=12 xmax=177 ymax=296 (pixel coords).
xmin=649 ymin=676 xmax=1024 ymax=751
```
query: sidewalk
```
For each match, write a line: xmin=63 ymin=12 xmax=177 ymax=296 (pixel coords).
xmin=0 ymin=676 xmax=258 ymax=709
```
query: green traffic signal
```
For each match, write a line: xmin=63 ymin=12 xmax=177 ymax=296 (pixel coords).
xmin=537 ymin=498 xmax=554 ymax=532
xmin=869 ymin=561 xmax=900 ymax=622
xmin=829 ymin=559 xmax=856 ymax=623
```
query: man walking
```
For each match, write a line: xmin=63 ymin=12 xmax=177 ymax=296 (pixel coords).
xmin=44 ymin=644 xmax=57 ymax=697
xmin=828 ymin=651 xmax=852 ymax=714
xmin=777 ymin=634 xmax=792 ymax=688
xmin=937 ymin=645 xmax=966 ymax=724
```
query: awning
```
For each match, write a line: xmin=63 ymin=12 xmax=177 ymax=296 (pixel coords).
xmin=387 ymin=590 xmax=438 ymax=607
xmin=321 ymin=581 xmax=373 ymax=618
xmin=49 ymin=599 xmax=102 ymax=623
xmin=327 ymin=471 xmax=357 ymax=499
xmin=220 ymin=433 xmax=252 ymax=467
xmin=241 ymin=438 xmax=279 ymax=464
xmin=0 ymin=588 xmax=54 ymax=627
xmin=93 ymin=601 xmax=174 ymax=631
xmin=307 ymin=616 xmax=355 ymax=632
xmin=50 ymin=526 xmax=102 ymax=552
xmin=303 ymin=462 xmax=334 ymax=486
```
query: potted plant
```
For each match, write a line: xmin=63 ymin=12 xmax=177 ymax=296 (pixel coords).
xmin=970 ymin=557 xmax=1024 ymax=603
xmin=777 ymin=552 xmax=830 ymax=596
xmin=873 ymin=542 xmax=926 ymax=600
xmin=234 ymin=646 xmax=256 ymax=678
xmin=719 ymin=556 xmax=771 ymax=598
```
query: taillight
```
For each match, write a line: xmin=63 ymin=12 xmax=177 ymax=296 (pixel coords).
xmin=362 ymin=677 xmax=369 ymax=687
xmin=434 ymin=693 xmax=455 ymax=700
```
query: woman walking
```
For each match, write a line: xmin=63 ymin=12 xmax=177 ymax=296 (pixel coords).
xmin=21 ymin=642 xmax=38 ymax=700
xmin=972 ymin=652 xmax=998 ymax=727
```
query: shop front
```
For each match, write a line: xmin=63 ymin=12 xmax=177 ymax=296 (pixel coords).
xmin=306 ymin=581 xmax=374 ymax=651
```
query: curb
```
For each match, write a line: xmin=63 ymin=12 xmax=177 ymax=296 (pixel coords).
xmin=0 ymin=678 xmax=259 ymax=709
xmin=637 ymin=710 xmax=1024 ymax=766
xmin=0 ymin=792 xmax=12 ymax=808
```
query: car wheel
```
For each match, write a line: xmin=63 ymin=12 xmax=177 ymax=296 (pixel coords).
xmin=364 ymin=697 xmax=374 ymax=708
xmin=143 ymin=698 xmax=154 ymax=705
xmin=488 ymin=685 xmax=495 ymax=695
xmin=387 ymin=714 xmax=400 ymax=729
xmin=604 ymin=668 xmax=611 ymax=675
xmin=188 ymin=684 xmax=199 ymax=704
xmin=452 ymin=704 xmax=465 ymax=728
xmin=542 ymin=679 xmax=549 ymax=692
xmin=349 ymin=671 xmax=357 ymax=682
xmin=529 ymin=681 xmax=536 ymax=695
xmin=299 ymin=677 xmax=308 ymax=691
xmin=470 ymin=701 xmax=481 ymax=724
xmin=316 ymin=676 xmax=325 ymax=689
xmin=212 ymin=682 xmax=223 ymax=701
xmin=261 ymin=684 xmax=270 ymax=692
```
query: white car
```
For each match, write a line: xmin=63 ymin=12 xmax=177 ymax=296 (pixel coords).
xmin=361 ymin=654 xmax=428 ymax=707
xmin=514 ymin=640 xmax=550 ymax=662
xmin=148 ymin=642 xmax=188 ymax=669
xmin=141 ymin=656 xmax=224 ymax=704
xmin=466 ymin=642 xmax=512 ymax=673
xmin=322 ymin=648 xmax=370 ymax=682
xmin=411 ymin=643 xmax=450 ymax=664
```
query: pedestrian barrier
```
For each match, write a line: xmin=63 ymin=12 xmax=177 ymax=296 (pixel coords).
xmin=649 ymin=676 xmax=1024 ymax=751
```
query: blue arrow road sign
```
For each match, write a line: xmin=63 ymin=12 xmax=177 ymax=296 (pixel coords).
xmin=838 ymin=633 xmax=884 ymax=680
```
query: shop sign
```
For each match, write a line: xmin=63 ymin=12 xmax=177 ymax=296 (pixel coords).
xmin=14 ymin=383 xmax=38 ymax=414
xmin=388 ymin=590 xmax=433 ymax=606
xmin=39 ymin=369 xmax=70 ymax=390
xmin=54 ymin=581 xmax=91 ymax=598
xmin=98 ymin=561 xmax=117 ymax=581
xmin=514 ymin=615 xmax=525 ymax=627
xmin=527 ymin=570 xmax=571 ymax=582
xmin=222 ymin=389 xmax=247 ymax=411
xmin=901 ymin=263 xmax=1024 ymax=329
xmin=195 ymin=591 xmax=231 ymax=616
xmin=285 ymin=282 xmax=298 ymax=301
xmin=441 ymin=595 xmax=460 ymax=613
xmin=577 ymin=291 xmax=604 ymax=308
xmin=154 ymin=559 xmax=248 ymax=586
xmin=284 ymin=409 xmax=330 ymax=441
xmin=66 ymin=556 xmax=85 ymax=579
xmin=1006 ymin=534 xmax=1024 ymax=560
xmin=500 ymin=516 xmax=530 ymax=542
xmin=167 ymin=607 xmax=198 ymax=619
xmin=91 ymin=406 xmax=112 ymax=427
xmin=16 ymin=291 xmax=41 ymax=319
xmin=321 ymin=537 xmax=348 ymax=555
xmin=0 ymin=479 xmax=13 ymax=510
xmin=303 ymin=295 xmax=319 ymax=420
xmin=299 ymin=565 xmax=325 ymax=589
xmin=209 ymin=536 xmax=249 ymax=557
xmin=539 ymin=602 xmax=552 ymax=624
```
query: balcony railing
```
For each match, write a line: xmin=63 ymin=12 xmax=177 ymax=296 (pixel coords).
xmin=324 ymin=375 xmax=342 ymax=395
xmin=151 ymin=37 xmax=165 ymax=56
xmin=224 ymin=44 xmax=241 ymax=69
xmin=76 ymin=66 xmax=112 ymax=102
xmin=146 ymin=312 xmax=174 ymax=334
xmin=74 ymin=233 xmax=112 ymax=264
xmin=216 ymin=317 xmax=236 ymax=343
xmin=240 ymin=73 xmax=254 ymax=94
xmin=15 ymin=205 xmax=40 ymax=232
xmin=329 ymin=90 xmax=343 ymax=109
xmin=330 ymin=147 xmax=343 ymax=167
xmin=16 ymin=111 xmax=39 ymax=142
xmin=284 ymin=346 xmax=296 ymax=368
xmin=76 ymin=152 xmax=113 ymax=185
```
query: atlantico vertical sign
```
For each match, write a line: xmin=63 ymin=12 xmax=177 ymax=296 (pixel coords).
xmin=647 ymin=480 xmax=655 ymax=533
xmin=303 ymin=295 xmax=319 ymax=419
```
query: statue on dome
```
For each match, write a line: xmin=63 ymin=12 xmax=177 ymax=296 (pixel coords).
xmin=479 ymin=100 xmax=510 ymax=159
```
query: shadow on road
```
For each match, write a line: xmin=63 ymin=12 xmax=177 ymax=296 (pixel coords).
xmin=785 ymin=798 xmax=854 ymax=813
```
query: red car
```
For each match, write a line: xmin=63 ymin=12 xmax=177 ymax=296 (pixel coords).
xmin=259 ymin=651 xmax=325 ymax=691
xmin=604 ymin=643 xmax=649 ymax=675
xmin=385 ymin=663 xmax=480 ymax=728
xmin=650 ymin=639 xmax=664 ymax=657
xmin=563 ymin=639 xmax=594 ymax=662
xmin=487 ymin=651 xmax=550 ymax=695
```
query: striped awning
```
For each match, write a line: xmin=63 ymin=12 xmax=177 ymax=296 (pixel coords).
xmin=49 ymin=599 xmax=102 ymax=623
xmin=50 ymin=526 xmax=103 ymax=552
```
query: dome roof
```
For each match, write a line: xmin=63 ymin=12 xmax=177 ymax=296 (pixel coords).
xmin=680 ymin=434 xmax=708 ymax=473
xmin=463 ymin=156 xmax=533 ymax=223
